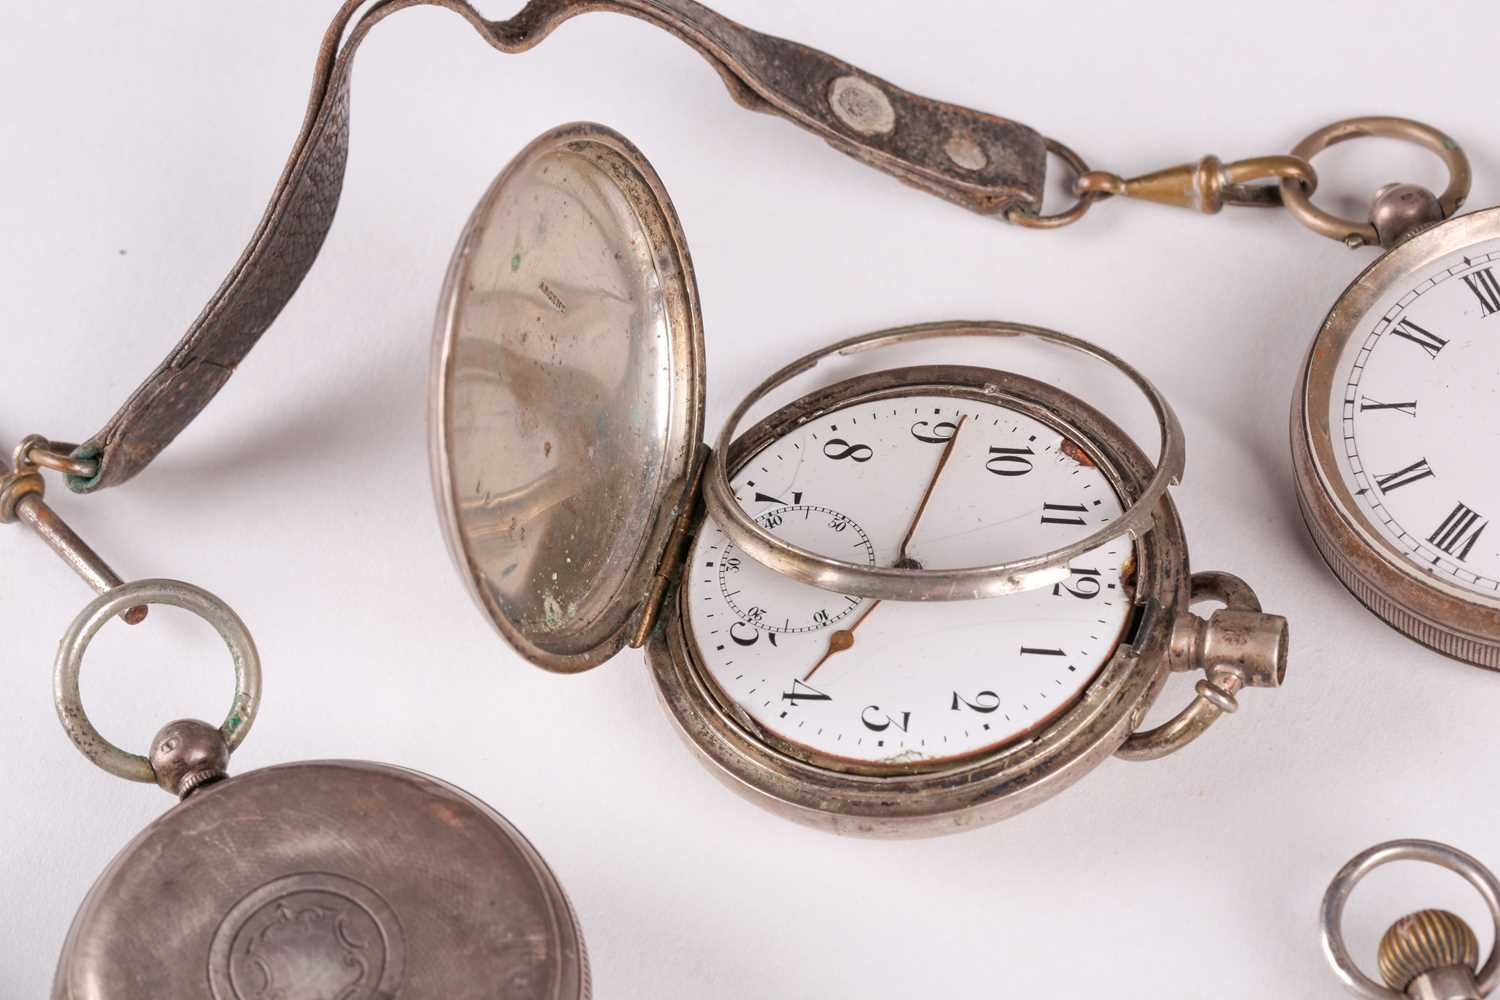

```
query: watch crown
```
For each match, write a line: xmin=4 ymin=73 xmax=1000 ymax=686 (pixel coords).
xmin=1378 ymin=908 xmax=1480 ymax=991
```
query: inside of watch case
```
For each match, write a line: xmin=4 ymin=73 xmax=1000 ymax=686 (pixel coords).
xmin=431 ymin=124 xmax=704 ymax=673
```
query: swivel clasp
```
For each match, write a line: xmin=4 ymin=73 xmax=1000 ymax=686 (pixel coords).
xmin=1075 ymin=154 xmax=1317 ymax=214
xmin=2 ymin=437 xmax=144 ymax=624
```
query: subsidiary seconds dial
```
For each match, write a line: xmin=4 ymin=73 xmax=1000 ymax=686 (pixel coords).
xmin=717 ymin=505 xmax=875 ymax=635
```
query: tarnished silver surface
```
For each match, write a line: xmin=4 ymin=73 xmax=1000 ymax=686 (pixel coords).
xmin=1370 ymin=183 xmax=1447 ymax=250
xmin=699 ymin=320 xmax=1187 ymax=601
xmin=1292 ymin=207 xmax=1500 ymax=668
xmin=148 ymin=718 xmax=233 ymax=798
xmin=54 ymin=580 xmax=261 ymax=784
xmin=1322 ymin=839 xmax=1500 ymax=1000
xmin=1113 ymin=570 xmax=1287 ymax=762
xmin=430 ymin=123 xmax=705 ymax=674
xmin=1280 ymin=117 xmax=1471 ymax=249
xmin=52 ymin=760 xmax=589 ymax=1000
xmin=46 ymin=583 xmax=587 ymax=996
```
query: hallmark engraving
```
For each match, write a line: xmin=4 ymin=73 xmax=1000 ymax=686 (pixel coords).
xmin=538 ymin=280 xmax=568 ymax=313
xmin=208 ymin=873 xmax=404 ymax=1000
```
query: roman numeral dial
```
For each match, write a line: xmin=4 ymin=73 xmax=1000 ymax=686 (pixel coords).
xmin=1329 ymin=240 xmax=1500 ymax=598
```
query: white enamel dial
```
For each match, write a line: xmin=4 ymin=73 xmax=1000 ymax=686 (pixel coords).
xmin=1325 ymin=237 xmax=1500 ymax=602
xmin=718 ymin=506 xmax=877 ymax=634
xmin=684 ymin=391 xmax=1137 ymax=771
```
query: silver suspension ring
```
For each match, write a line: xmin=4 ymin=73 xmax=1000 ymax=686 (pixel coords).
xmin=1322 ymin=839 xmax=1500 ymax=999
xmin=54 ymin=579 xmax=262 ymax=782
xmin=700 ymin=320 xmax=1186 ymax=601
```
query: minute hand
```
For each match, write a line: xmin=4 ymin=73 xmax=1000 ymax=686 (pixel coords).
xmin=802 ymin=415 xmax=968 ymax=682
xmin=896 ymin=414 xmax=968 ymax=565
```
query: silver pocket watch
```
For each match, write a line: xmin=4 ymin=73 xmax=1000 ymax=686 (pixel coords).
xmin=42 ymin=580 xmax=588 ymax=999
xmin=429 ymin=122 xmax=1291 ymax=837
xmin=1284 ymin=120 xmax=1500 ymax=669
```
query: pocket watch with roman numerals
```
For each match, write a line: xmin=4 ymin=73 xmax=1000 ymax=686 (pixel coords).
xmin=428 ymin=122 xmax=1290 ymax=836
xmin=1287 ymin=122 xmax=1500 ymax=669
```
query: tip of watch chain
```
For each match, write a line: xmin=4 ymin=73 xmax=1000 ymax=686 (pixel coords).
xmin=1378 ymin=908 xmax=1480 ymax=991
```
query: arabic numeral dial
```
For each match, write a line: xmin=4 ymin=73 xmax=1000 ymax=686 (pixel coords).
xmin=684 ymin=391 xmax=1136 ymax=771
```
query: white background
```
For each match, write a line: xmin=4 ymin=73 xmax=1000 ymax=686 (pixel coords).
xmin=3 ymin=3 xmax=1499 ymax=997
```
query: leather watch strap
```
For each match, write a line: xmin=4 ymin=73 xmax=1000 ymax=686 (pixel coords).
xmin=69 ymin=0 xmax=1046 ymax=493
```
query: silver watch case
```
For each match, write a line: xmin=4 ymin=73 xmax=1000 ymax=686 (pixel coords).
xmin=53 ymin=760 xmax=588 ymax=1000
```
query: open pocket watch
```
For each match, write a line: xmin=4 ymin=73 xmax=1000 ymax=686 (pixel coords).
xmin=428 ymin=122 xmax=1290 ymax=836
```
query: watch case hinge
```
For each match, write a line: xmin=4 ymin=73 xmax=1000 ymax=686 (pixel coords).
xmin=1125 ymin=598 xmax=1157 ymax=655
xmin=629 ymin=444 xmax=711 ymax=648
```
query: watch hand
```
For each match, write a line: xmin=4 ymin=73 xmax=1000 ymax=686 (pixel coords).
xmin=897 ymin=414 xmax=968 ymax=563
xmin=802 ymin=416 xmax=968 ymax=682
xmin=802 ymin=599 xmax=880 ymax=682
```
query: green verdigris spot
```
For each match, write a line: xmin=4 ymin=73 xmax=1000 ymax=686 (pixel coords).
xmin=511 ymin=252 xmax=522 ymax=272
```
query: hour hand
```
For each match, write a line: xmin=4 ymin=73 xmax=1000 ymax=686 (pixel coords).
xmin=802 ymin=601 xmax=878 ymax=682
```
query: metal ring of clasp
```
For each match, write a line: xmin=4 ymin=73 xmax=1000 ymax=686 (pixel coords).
xmin=1 ymin=436 xmax=46 ymax=524
xmin=54 ymin=579 xmax=261 ymax=783
xmin=1322 ymin=839 xmax=1500 ymax=1000
xmin=12 ymin=434 xmax=97 ymax=480
xmin=700 ymin=320 xmax=1186 ymax=602
xmin=1004 ymin=137 xmax=1109 ymax=229
xmin=0 ymin=465 xmax=44 ymax=524
xmin=1281 ymin=116 xmax=1472 ymax=248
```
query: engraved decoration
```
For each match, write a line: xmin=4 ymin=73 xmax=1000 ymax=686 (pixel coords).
xmin=208 ymin=873 xmax=405 ymax=1000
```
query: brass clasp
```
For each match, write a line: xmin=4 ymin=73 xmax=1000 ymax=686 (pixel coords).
xmin=14 ymin=435 xmax=100 ymax=481
xmin=1075 ymin=154 xmax=1317 ymax=215
xmin=2 ymin=437 xmax=145 ymax=624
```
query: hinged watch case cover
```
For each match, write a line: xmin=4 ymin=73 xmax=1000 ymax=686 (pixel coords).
xmin=431 ymin=122 xmax=705 ymax=674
